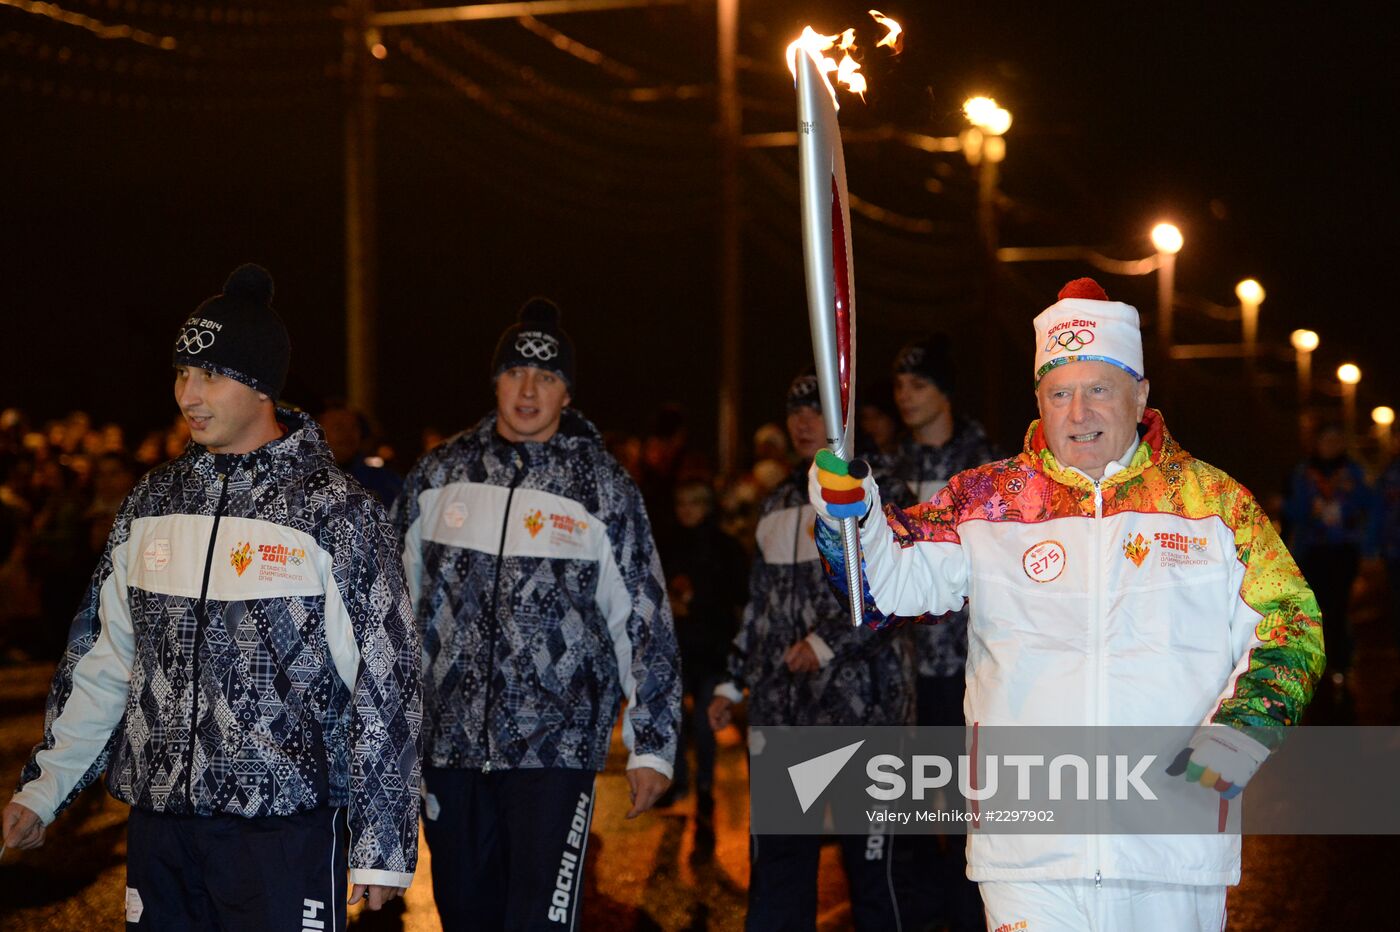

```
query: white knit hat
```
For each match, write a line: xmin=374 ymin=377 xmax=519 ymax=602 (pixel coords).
xmin=1033 ymin=278 xmax=1144 ymax=386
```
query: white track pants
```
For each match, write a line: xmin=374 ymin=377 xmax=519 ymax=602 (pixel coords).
xmin=979 ymin=878 xmax=1227 ymax=932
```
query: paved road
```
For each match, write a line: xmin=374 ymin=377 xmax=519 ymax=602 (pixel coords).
xmin=2 ymin=598 xmax=1397 ymax=930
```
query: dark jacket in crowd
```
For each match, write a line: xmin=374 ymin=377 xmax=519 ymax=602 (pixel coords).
xmin=875 ymin=418 xmax=999 ymax=679
xmin=392 ymin=409 xmax=681 ymax=777
xmin=719 ymin=465 xmax=914 ymax=727
xmin=662 ymin=518 xmax=748 ymax=677
xmin=15 ymin=410 xmax=422 ymax=887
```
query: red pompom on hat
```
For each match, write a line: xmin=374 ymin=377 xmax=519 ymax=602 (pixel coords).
xmin=1058 ymin=278 xmax=1109 ymax=301
xmin=1034 ymin=277 xmax=1143 ymax=386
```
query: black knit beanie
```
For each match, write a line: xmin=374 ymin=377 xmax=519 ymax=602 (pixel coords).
xmin=491 ymin=297 xmax=576 ymax=388
xmin=172 ymin=264 xmax=290 ymax=398
xmin=786 ymin=367 xmax=820 ymax=413
xmin=893 ymin=335 xmax=956 ymax=398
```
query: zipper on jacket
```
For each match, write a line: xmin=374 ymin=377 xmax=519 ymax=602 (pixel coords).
xmin=480 ymin=454 xmax=525 ymax=773
xmin=182 ymin=470 xmax=230 ymax=809
xmin=1091 ymin=479 xmax=1104 ymax=885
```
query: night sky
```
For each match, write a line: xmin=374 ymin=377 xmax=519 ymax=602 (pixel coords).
xmin=2 ymin=1 xmax=1392 ymax=493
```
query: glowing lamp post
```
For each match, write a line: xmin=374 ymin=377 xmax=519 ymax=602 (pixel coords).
xmin=1373 ymin=405 xmax=1395 ymax=458
xmin=1338 ymin=363 xmax=1362 ymax=452
xmin=1291 ymin=329 xmax=1319 ymax=404
xmin=1290 ymin=329 xmax=1319 ymax=447
xmin=1151 ymin=222 xmax=1183 ymax=348
xmin=962 ymin=96 xmax=1012 ymax=252
xmin=1235 ymin=278 xmax=1264 ymax=366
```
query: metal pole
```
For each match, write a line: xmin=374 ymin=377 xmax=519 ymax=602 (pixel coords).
xmin=716 ymin=0 xmax=741 ymax=476
xmin=1343 ymin=383 xmax=1357 ymax=454
xmin=1156 ymin=251 xmax=1175 ymax=350
xmin=1241 ymin=297 xmax=1258 ymax=380
xmin=975 ymin=140 xmax=1003 ymax=440
xmin=1296 ymin=349 xmax=1312 ymax=447
xmin=345 ymin=0 xmax=378 ymax=416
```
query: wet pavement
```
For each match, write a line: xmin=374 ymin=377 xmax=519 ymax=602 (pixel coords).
xmin=2 ymin=586 xmax=1398 ymax=930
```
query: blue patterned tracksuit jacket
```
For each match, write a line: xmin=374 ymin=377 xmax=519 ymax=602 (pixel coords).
xmin=874 ymin=419 xmax=999 ymax=678
xmin=392 ymin=410 xmax=681 ymax=777
xmin=716 ymin=466 xmax=914 ymax=727
xmin=14 ymin=410 xmax=422 ymax=889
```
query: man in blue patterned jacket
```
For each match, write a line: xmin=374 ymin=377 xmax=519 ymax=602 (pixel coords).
xmin=708 ymin=371 xmax=914 ymax=931
xmin=3 ymin=265 xmax=422 ymax=930
xmin=393 ymin=298 xmax=681 ymax=932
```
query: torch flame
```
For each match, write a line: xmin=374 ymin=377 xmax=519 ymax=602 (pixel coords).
xmin=786 ymin=26 xmax=847 ymax=107
xmin=869 ymin=10 xmax=902 ymax=50
xmin=837 ymin=54 xmax=867 ymax=98
xmin=787 ymin=14 xmax=900 ymax=107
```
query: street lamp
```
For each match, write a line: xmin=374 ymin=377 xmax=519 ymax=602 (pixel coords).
xmin=1289 ymin=329 xmax=1319 ymax=447
xmin=963 ymin=96 xmax=1012 ymax=434
xmin=1291 ymin=329 xmax=1319 ymax=402
xmin=963 ymin=96 xmax=1012 ymax=138
xmin=1235 ymin=278 xmax=1264 ymax=364
xmin=1338 ymin=363 xmax=1361 ymax=452
xmin=961 ymin=97 xmax=1012 ymax=222
xmin=1373 ymin=405 xmax=1395 ymax=459
xmin=1150 ymin=222 xmax=1183 ymax=348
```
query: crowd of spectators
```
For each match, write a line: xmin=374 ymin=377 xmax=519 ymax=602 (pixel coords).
xmin=0 ymin=402 xmax=802 ymax=665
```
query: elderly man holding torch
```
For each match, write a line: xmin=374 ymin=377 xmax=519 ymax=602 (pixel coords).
xmin=809 ymin=278 xmax=1324 ymax=931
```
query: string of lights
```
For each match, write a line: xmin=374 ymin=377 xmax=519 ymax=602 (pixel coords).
xmin=513 ymin=13 xmax=640 ymax=83
xmin=395 ymin=34 xmax=711 ymax=187
xmin=0 ymin=0 xmax=177 ymax=49
xmin=0 ymin=28 xmax=337 ymax=88
xmin=742 ymin=152 xmax=976 ymax=308
xmin=420 ymin=19 xmax=708 ymax=142
xmin=388 ymin=102 xmax=713 ymax=230
xmin=747 ymin=147 xmax=968 ymax=243
xmin=63 ymin=0 xmax=333 ymax=26
xmin=0 ymin=60 xmax=329 ymax=108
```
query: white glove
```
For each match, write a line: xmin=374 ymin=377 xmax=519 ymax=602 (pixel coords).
xmin=1167 ymin=727 xmax=1270 ymax=800
xmin=807 ymin=449 xmax=876 ymax=528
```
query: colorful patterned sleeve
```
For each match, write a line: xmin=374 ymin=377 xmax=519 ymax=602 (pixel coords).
xmin=1208 ymin=487 xmax=1326 ymax=743
xmin=815 ymin=482 xmax=968 ymax=630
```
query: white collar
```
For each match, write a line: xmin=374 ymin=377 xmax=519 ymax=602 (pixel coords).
xmin=1069 ymin=435 xmax=1141 ymax=483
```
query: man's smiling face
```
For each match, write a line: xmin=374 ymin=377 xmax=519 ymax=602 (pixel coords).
xmin=1035 ymin=361 xmax=1149 ymax=479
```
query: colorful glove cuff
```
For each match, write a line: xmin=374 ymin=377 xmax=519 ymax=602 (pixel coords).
xmin=1165 ymin=747 xmax=1245 ymax=800
xmin=822 ymin=486 xmax=866 ymax=505
xmin=815 ymin=450 xmax=871 ymax=519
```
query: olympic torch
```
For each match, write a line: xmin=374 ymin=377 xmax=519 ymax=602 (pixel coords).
xmin=795 ymin=46 xmax=864 ymax=627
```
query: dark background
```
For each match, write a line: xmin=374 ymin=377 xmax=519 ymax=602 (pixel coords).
xmin=2 ymin=1 xmax=1393 ymax=492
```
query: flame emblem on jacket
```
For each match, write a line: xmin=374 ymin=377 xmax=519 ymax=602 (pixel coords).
xmin=524 ymin=509 xmax=545 ymax=538
xmin=230 ymin=541 xmax=254 ymax=576
xmin=1122 ymin=533 xmax=1150 ymax=567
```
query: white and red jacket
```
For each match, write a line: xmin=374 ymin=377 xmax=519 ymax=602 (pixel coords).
xmin=815 ymin=410 xmax=1324 ymax=886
